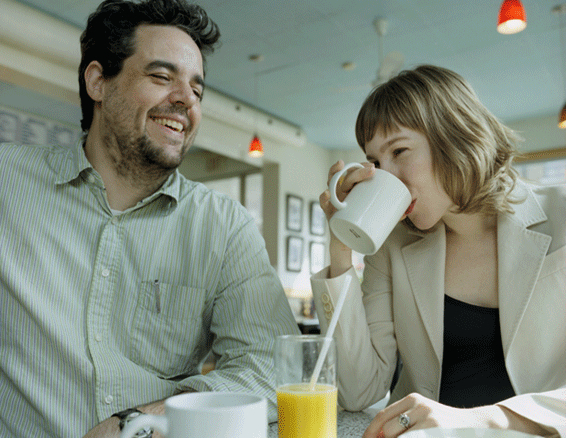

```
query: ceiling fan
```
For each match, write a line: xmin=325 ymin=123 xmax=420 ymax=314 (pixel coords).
xmin=372 ymin=17 xmax=404 ymax=87
xmin=333 ymin=17 xmax=404 ymax=93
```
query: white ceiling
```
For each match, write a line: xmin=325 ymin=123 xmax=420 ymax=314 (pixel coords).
xmin=10 ymin=0 xmax=566 ymax=150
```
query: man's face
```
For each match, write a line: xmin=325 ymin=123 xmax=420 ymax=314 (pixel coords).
xmin=99 ymin=24 xmax=204 ymax=173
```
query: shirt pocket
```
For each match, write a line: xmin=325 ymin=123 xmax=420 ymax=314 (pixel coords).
xmin=130 ymin=281 xmax=207 ymax=379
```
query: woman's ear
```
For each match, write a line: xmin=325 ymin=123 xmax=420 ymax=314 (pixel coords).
xmin=84 ymin=61 xmax=105 ymax=102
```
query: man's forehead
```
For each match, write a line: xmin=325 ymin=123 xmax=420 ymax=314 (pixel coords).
xmin=132 ymin=24 xmax=203 ymax=68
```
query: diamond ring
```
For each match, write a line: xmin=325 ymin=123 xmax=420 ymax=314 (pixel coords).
xmin=398 ymin=413 xmax=410 ymax=429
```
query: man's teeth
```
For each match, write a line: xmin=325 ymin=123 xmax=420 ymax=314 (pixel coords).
xmin=154 ymin=118 xmax=183 ymax=132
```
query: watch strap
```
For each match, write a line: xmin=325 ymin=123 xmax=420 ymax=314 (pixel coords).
xmin=111 ymin=408 xmax=152 ymax=437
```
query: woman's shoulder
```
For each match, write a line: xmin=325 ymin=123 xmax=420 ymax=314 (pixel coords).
xmin=520 ymin=179 xmax=566 ymax=214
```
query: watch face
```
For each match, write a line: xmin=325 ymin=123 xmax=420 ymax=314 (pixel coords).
xmin=125 ymin=411 xmax=142 ymax=422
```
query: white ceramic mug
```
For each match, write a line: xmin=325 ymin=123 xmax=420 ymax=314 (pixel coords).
xmin=120 ymin=392 xmax=268 ymax=438
xmin=329 ymin=162 xmax=411 ymax=255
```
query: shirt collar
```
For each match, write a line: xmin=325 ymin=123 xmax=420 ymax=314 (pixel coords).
xmin=51 ymin=139 xmax=91 ymax=185
xmin=51 ymin=140 xmax=182 ymax=206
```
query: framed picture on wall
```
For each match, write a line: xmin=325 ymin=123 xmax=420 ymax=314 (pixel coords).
xmin=309 ymin=201 xmax=325 ymax=236
xmin=286 ymin=194 xmax=303 ymax=232
xmin=309 ymin=241 xmax=325 ymax=274
xmin=286 ymin=236 xmax=304 ymax=272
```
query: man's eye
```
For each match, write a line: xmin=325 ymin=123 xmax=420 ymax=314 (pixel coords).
xmin=393 ymin=148 xmax=406 ymax=157
xmin=151 ymin=74 xmax=169 ymax=81
xmin=193 ymin=88 xmax=203 ymax=99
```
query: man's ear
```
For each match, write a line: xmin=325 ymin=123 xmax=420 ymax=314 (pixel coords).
xmin=84 ymin=61 xmax=105 ymax=102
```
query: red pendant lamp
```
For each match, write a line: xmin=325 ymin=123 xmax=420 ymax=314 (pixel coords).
xmin=248 ymin=134 xmax=264 ymax=157
xmin=248 ymin=54 xmax=265 ymax=157
xmin=497 ymin=0 xmax=527 ymax=34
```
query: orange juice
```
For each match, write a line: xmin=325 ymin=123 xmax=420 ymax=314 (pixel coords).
xmin=277 ymin=383 xmax=337 ymax=438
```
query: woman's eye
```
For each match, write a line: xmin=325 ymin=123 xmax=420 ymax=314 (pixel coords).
xmin=393 ymin=148 xmax=406 ymax=157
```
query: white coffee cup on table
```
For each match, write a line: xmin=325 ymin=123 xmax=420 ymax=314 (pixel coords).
xmin=329 ymin=162 xmax=412 ymax=255
xmin=120 ymin=392 xmax=267 ymax=438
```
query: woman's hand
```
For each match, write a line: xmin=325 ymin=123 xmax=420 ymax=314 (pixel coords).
xmin=319 ymin=160 xmax=375 ymax=277
xmin=363 ymin=393 xmax=550 ymax=438
xmin=363 ymin=394 xmax=473 ymax=438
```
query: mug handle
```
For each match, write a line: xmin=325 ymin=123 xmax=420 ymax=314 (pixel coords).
xmin=120 ymin=414 xmax=168 ymax=438
xmin=328 ymin=162 xmax=364 ymax=210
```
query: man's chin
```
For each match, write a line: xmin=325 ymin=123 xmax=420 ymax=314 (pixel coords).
xmin=149 ymin=153 xmax=184 ymax=171
xmin=141 ymin=139 xmax=189 ymax=171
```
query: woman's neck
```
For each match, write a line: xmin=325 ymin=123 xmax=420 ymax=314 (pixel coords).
xmin=443 ymin=211 xmax=497 ymax=240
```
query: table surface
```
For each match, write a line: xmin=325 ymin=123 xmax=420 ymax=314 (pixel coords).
xmin=268 ymin=409 xmax=376 ymax=438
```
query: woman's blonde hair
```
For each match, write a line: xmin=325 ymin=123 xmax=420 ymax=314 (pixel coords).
xmin=355 ymin=65 xmax=522 ymax=215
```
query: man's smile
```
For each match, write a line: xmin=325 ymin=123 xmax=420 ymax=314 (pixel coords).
xmin=150 ymin=117 xmax=185 ymax=133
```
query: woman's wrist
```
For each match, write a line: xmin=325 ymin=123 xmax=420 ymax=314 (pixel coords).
xmin=329 ymin=239 xmax=353 ymax=278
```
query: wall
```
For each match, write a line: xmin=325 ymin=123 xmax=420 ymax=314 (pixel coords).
xmin=509 ymin=114 xmax=566 ymax=153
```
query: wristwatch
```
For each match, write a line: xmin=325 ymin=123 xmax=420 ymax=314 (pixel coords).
xmin=111 ymin=408 xmax=153 ymax=438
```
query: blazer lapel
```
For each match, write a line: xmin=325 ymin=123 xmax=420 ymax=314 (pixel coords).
xmin=497 ymin=185 xmax=551 ymax=357
xmin=401 ymin=224 xmax=446 ymax=365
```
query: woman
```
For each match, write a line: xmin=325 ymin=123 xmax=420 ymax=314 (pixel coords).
xmin=311 ymin=65 xmax=566 ymax=438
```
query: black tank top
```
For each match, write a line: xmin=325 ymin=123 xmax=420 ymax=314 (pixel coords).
xmin=439 ymin=295 xmax=515 ymax=408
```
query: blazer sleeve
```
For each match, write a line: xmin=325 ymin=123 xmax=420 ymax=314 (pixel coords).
xmin=497 ymin=388 xmax=566 ymax=437
xmin=311 ymin=265 xmax=398 ymax=411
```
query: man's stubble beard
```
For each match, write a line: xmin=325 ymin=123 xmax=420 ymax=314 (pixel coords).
xmin=104 ymin=121 xmax=195 ymax=185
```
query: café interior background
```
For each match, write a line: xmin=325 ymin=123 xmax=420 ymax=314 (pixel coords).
xmin=1 ymin=0 xmax=566 ymax=321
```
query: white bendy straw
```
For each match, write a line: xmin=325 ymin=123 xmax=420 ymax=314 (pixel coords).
xmin=308 ymin=275 xmax=352 ymax=390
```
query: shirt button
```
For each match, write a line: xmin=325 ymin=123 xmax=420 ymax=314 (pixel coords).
xmin=95 ymin=334 xmax=102 ymax=342
xmin=111 ymin=217 xmax=118 ymax=225
xmin=104 ymin=395 xmax=114 ymax=404
xmin=87 ymin=174 xmax=96 ymax=184
xmin=101 ymin=268 xmax=110 ymax=277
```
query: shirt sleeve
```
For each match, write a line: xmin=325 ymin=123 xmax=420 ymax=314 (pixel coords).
xmin=175 ymin=211 xmax=300 ymax=422
xmin=310 ymin=263 xmax=397 ymax=411
xmin=496 ymin=388 xmax=566 ymax=437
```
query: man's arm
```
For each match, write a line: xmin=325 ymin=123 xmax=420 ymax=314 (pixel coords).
xmin=174 ymin=208 xmax=299 ymax=422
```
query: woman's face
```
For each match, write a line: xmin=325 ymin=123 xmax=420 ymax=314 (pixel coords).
xmin=364 ymin=126 xmax=455 ymax=231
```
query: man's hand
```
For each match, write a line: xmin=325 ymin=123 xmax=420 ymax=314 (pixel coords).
xmin=82 ymin=395 xmax=172 ymax=438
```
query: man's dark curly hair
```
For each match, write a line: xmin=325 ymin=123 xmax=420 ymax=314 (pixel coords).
xmin=78 ymin=0 xmax=221 ymax=132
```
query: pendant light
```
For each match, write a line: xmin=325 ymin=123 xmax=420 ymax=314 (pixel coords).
xmin=555 ymin=4 xmax=566 ymax=128
xmin=248 ymin=134 xmax=263 ymax=157
xmin=497 ymin=0 xmax=527 ymax=35
xmin=248 ymin=54 xmax=264 ymax=157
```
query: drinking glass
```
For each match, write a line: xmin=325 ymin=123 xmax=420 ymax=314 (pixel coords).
xmin=275 ymin=335 xmax=337 ymax=438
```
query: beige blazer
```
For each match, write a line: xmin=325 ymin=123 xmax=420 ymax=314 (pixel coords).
xmin=311 ymin=181 xmax=566 ymax=436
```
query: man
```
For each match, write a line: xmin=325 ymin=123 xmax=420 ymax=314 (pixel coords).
xmin=0 ymin=1 xmax=299 ymax=437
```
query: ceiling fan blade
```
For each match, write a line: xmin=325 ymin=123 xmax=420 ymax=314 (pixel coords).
xmin=331 ymin=82 xmax=372 ymax=94
xmin=373 ymin=51 xmax=404 ymax=87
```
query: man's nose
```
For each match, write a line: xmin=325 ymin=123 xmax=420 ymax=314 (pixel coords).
xmin=170 ymin=84 xmax=199 ymax=108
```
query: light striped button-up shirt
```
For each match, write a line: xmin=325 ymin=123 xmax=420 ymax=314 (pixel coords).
xmin=0 ymin=142 xmax=299 ymax=438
